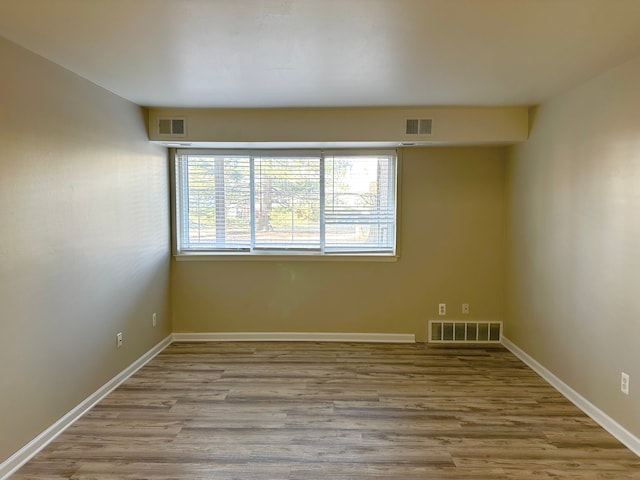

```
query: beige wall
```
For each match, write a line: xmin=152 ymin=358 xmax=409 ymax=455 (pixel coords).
xmin=505 ymin=54 xmax=640 ymax=437
xmin=0 ymin=38 xmax=171 ymax=463
xmin=173 ymin=147 xmax=506 ymax=340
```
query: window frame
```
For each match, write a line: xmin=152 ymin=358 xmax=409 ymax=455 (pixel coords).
xmin=170 ymin=148 xmax=401 ymax=261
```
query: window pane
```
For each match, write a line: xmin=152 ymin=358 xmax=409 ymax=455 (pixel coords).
xmin=176 ymin=150 xmax=396 ymax=255
xmin=180 ymin=155 xmax=251 ymax=249
xmin=324 ymin=155 xmax=395 ymax=252
xmin=254 ymin=156 xmax=320 ymax=249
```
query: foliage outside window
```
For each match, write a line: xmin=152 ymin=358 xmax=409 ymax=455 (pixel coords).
xmin=175 ymin=150 xmax=397 ymax=255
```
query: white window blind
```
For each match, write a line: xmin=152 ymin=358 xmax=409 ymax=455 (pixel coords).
xmin=324 ymin=154 xmax=396 ymax=253
xmin=254 ymin=155 xmax=321 ymax=250
xmin=176 ymin=150 xmax=397 ymax=255
xmin=179 ymin=155 xmax=252 ymax=250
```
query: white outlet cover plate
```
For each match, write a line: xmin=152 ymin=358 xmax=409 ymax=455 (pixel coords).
xmin=621 ymin=372 xmax=630 ymax=394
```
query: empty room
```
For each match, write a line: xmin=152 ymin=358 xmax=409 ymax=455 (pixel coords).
xmin=1 ymin=0 xmax=639 ymax=478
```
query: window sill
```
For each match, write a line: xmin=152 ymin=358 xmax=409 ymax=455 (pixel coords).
xmin=174 ymin=252 xmax=399 ymax=262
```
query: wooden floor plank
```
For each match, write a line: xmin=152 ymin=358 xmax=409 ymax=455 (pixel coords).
xmin=11 ymin=342 xmax=640 ymax=479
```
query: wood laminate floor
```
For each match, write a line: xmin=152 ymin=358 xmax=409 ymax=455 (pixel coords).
xmin=12 ymin=342 xmax=640 ymax=479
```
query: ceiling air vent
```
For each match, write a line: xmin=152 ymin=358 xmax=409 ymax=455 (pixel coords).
xmin=405 ymin=118 xmax=432 ymax=136
xmin=158 ymin=118 xmax=186 ymax=137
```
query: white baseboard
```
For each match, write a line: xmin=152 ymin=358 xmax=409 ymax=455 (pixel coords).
xmin=501 ymin=336 xmax=640 ymax=457
xmin=172 ymin=331 xmax=415 ymax=343
xmin=0 ymin=335 xmax=173 ymax=480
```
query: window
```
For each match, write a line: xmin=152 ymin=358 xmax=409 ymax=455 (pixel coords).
xmin=175 ymin=149 xmax=397 ymax=256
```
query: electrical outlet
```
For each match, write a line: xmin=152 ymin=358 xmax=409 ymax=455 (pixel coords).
xmin=116 ymin=332 xmax=123 ymax=348
xmin=621 ymin=372 xmax=630 ymax=395
xmin=438 ymin=303 xmax=446 ymax=316
xmin=462 ymin=303 xmax=470 ymax=314
xmin=152 ymin=312 xmax=157 ymax=327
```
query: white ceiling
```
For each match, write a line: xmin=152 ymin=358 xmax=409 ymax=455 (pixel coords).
xmin=2 ymin=0 xmax=640 ymax=108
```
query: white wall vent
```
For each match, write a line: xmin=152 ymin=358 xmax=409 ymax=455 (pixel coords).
xmin=405 ymin=118 xmax=432 ymax=136
xmin=158 ymin=118 xmax=186 ymax=137
xmin=428 ymin=320 xmax=502 ymax=343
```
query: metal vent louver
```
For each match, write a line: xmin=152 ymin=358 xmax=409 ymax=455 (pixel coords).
xmin=428 ymin=320 xmax=502 ymax=343
xmin=158 ymin=118 xmax=186 ymax=137
xmin=405 ymin=118 xmax=432 ymax=135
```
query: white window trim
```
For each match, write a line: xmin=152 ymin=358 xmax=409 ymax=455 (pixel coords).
xmin=170 ymin=148 xmax=400 ymax=261
xmin=174 ymin=252 xmax=399 ymax=262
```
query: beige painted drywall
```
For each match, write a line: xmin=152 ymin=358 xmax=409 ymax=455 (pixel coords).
xmin=505 ymin=54 xmax=640 ymax=437
xmin=172 ymin=146 xmax=506 ymax=340
xmin=148 ymin=106 xmax=528 ymax=145
xmin=0 ymin=37 xmax=171 ymax=463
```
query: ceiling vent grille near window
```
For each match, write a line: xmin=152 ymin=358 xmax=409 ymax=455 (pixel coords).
xmin=158 ymin=118 xmax=186 ymax=137
xmin=405 ymin=118 xmax=432 ymax=136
